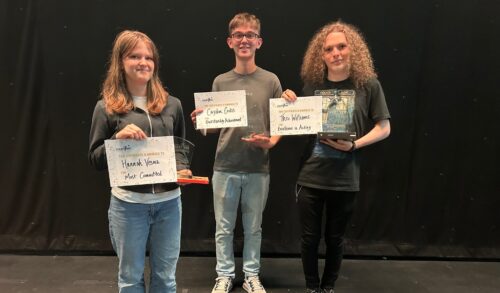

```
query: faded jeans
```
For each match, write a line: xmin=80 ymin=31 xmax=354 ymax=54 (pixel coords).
xmin=108 ymin=195 xmax=181 ymax=293
xmin=212 ymin=171 xmax=270 ymax=278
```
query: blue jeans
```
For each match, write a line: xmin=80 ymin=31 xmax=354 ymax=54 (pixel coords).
xmin=108 ymin=195 xmax=181 ymax=293
xmin=212 ymin=171 xmax=270 ymax=278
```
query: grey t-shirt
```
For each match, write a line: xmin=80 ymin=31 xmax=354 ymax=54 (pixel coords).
xmin=212 ymin=67 xmax=282 ymax=173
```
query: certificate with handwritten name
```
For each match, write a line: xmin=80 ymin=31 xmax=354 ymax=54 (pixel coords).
xmin=270 ymin=96 xmax=322 ymax=136
xmin=194 ymin=90 xmax=248 ymax=129
xmin=104 ymin=136 xmax=177 ymax=187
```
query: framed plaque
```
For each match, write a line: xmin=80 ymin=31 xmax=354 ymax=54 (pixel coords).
xmin=174 ymin=137 xmax=209 ymax=185
xmin=316 ymin=89 xmax=357 ymax=141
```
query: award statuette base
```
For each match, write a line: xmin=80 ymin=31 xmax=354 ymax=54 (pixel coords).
xmin=317 ymin=132 xmax=356 ymax=141
xmin=177 ymin=175 xmax=210 ymax=185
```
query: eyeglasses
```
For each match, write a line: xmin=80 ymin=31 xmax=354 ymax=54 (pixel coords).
xmin=230 ymin=32 xmax=260 ymax=41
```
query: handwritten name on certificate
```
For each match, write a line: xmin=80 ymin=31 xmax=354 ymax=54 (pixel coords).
xmin=270 ymin=96 xmax=322 ymax=136
xmin=194 ymin=90 xmax=248 ymax=129
xmin=105 ymin=136 xmax=177 ymax=187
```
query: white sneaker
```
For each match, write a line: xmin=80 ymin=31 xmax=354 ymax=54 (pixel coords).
xmin=243 ymin=276 xmax=266 ymax=293
xmin=211 ymin=276 xmax=233 ymax=293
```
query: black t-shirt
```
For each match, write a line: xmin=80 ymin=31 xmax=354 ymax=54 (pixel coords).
xmin=297 ymin=77 xmax=390 ymax=191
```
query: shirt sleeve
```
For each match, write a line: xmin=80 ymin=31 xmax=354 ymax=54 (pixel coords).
xmin=271 ymin=74 xmax=283 ymax=99
xmin=368 ymin=78 xmax=391 ymax=122
xmin=171 ymin=97 xmax=189 ymax=170
xmin=88 ymin=101 xmax=113 ymax=170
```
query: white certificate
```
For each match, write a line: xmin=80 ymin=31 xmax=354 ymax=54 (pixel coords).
xmin=104 ymin=136 xmax=177 ymax=187
xmin=270 ymin=96 xmax=323 ymax=136
xmin=194 ymin=90 xmax=247 ymax=129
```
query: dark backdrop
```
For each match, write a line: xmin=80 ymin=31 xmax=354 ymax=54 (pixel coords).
xmin=1 ymin=0 xmax=499 ymax=258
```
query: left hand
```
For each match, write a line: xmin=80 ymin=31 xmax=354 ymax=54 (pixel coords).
xmin=320 ymin=139 xmax=354 ymax=152
xmin=177 ymin=169 xmax=193 ymax=186
xmin=116 ymin=124 xmax=147 ymax=140
xmin=281 ymin=89 xmax=297 ymax=102
xmin=241 ymin=133 xmax=275 ymax=149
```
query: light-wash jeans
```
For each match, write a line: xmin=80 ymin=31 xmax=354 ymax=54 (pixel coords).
xmin=212 ymin=171 xmax=270 ymax=278
xmin=108 ymin=195 xmax=181 ymax=293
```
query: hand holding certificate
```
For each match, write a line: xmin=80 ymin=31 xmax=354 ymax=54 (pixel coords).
xmin=194 ymin=90 xmax=248 ymax=130
xmin=105 ymin=137 xmax=178 ymax=187
xmin=270 ymin=96 xmax=322 ymax=136
xmin=105 ymin=136 xmax=209 ymax=187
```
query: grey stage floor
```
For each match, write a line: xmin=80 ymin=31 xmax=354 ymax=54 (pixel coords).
xmin=1 ymin=255 xmax=500 ymax=293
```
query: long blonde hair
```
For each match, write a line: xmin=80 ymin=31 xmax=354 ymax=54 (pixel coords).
xmin=101 ymin=30 xmax=167 ymax=115
xmin=301 ymin=21 xmax=376 ymax=88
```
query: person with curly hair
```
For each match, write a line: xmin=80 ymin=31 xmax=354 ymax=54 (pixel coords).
xmin=282 ymin=21 xmax=391 ymax=293
xmin=89 ymin=30 xmax=190 ymax=293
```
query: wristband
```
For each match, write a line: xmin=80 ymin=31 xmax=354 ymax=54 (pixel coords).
xmin=349 ymin=141 xmax=356 ymax=152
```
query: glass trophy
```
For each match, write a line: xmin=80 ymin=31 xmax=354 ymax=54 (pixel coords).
xmin=173 ymin=136 xmax=209 ymax=184
xmin=241 ymin=103 xmax=269 ymax=140
xmin=315 ymin=89 xmax=357 ymax=141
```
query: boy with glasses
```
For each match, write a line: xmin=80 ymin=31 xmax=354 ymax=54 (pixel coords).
xmin=191 ymin=12 xmax=282 ymax=293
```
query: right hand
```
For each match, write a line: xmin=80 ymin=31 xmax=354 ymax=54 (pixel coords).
xmin=177 ymin=169 xmax=193 ymax=186
xmin=116 ymin=124 xmax=147 ymax=140
xmin=320 ymin=138 xmax=353 ymax=152
xmin=190 ymin=108 xmax=204 ymax=126
xmin=281 ymin=89 xmax=298 ymax=102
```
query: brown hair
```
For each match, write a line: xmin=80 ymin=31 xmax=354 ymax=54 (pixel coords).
xmin=101 ymin=30 xmax=167 ymax=115
xmin=228 ymin=12 xmax=261 ymax=35
xmin=301 ymin=21 xmax=377 ymax=88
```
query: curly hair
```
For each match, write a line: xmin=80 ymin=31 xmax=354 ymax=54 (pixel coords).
xmin=301 ymin=21 xmax=376 ymax=89
xmin=101 ymin=30 xmax=168 ymax=115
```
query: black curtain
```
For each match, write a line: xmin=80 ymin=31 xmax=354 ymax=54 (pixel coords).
xmin=1 ymin=0 xmax=499 ymax=258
